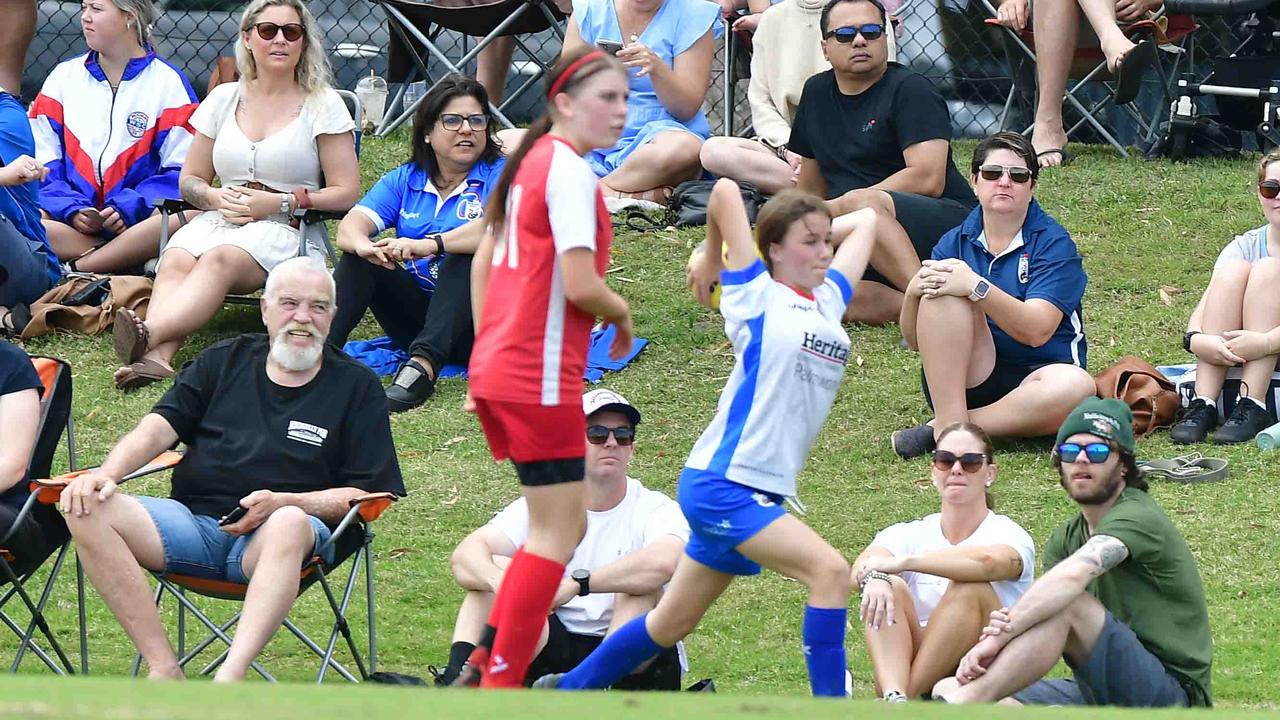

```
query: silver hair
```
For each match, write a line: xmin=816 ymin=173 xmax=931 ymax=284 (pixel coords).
xmin=263 ymin=256 xmax=335 ymax=305
xmin=235 ymin=0 xmax=334 ymax=96
xmin=111 ymin=0 xmax=158 ymax=47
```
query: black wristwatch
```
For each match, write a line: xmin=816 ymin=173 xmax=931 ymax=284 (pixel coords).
xmin=428 ymin=233 xmax=444 ymax=255
xmin=1183 ymin=330 xmax=1201 ymax=354
xmin=571 ymin=568 xmax=591 ymax=597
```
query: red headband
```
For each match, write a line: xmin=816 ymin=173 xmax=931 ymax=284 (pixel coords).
xmin=546 ymin=49 xmax=607 ymax=100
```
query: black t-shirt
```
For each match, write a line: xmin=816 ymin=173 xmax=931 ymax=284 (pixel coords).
xmin=1 ymin=340 xmax=42 ymax=511
xmin=789 ymin=64 xmax=976 ymax=205
xmin=152 ymin=334 xmax=406 ymax=519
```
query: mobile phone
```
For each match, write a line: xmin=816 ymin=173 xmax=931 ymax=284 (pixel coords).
xmin=219 ymin=506 xmax=248 ymax=526
xmin=597 ymin=40 xmax=624 ymax=56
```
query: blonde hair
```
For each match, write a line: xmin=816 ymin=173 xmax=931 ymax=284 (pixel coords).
xmin=235 ymin=0 xmax=333 ymax=96
xmin=1259 ymin=150 xmax=1280 ymax=184
xmin=111 ymin=0 xmax=157 ymax=47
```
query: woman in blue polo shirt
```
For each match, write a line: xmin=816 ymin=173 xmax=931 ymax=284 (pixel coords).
xmin=1 ymin=88 xmax=61 ymax=336
xmin=892 ymin=131 xmax=1095 ymax=460
xmin=331 ymin=76 xmax=504 ymax=411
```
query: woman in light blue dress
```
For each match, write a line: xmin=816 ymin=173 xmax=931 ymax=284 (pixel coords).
xmin=562 ymin=0 xmax=721 ymax=204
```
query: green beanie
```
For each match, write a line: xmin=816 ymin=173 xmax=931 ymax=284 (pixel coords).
xmin=1054 ymin=397 xmax=1135 ymax=453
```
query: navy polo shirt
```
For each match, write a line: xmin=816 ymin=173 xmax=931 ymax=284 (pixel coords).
xmin=931 ymin=199 xmax=1088 ymax=369
xmin=353 ymin=156 xmax=505 ymax=293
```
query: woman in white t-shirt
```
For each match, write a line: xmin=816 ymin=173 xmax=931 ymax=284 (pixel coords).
xmin=1172 ymin=150 xmax=1280 ymax=445
xmin=854 ymin=421 xmax=1034 ymax=702
xmin=109 ymin=0 xmax=358 ymax=391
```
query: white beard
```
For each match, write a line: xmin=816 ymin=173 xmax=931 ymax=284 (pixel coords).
xmin=270 ymin=327 xmax=324 ymax=371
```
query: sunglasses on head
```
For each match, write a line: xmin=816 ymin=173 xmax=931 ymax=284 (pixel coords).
xmin=1055 ymin=442 xmax=1112 ymax=464
xmin=1260 ymin=180 xmax=1280 ymax=199
xmin=932 ymin=450 xmax=987 ymax=473
xmin=824 ymin=23 xmax=885 ymax=42
xmin=252 ymin=21 xmax=304 ymax=42
xmin=586 ymin=425 xmax=635 ymax=446
xmin=439 ymin=113 xmax=489 ymax=132
xmin=979 ymin=164 xmax=1033 ymax=184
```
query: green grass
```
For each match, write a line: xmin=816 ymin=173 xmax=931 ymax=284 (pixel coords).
xmin=4 ymin=136 xmax=1280 ymax=712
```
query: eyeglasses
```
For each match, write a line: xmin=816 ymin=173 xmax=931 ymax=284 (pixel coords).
xmin=932 ymin=450 xmax=987 ymax=473
xmin=978 ymin=164 xmax=1033 ymax=184
xmin=1055 ymin=442 xmax=1113 ymax=464
xmin=1260 ymin=179 xmax=1280 ymax=199
xmin=824 ymin=23 xmax=885 ymax=42
xmin=252 ymin=22 xmax=304 ymax=42
xmin=586 ymin=425 xmax=635 ymax=446
xmin=439 ymin=113 xmax=490 ymax=132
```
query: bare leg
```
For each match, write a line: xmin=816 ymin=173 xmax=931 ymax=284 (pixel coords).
xmin=522 ymin=481 xmax=586 ymax=563
xmin=906 ymin=581 xmax=1001 ymax=697
xmin=495 ymin=128 xmax=527 ymax=155
xmin=863 ymin=575 xmax=923 ymax=697
xmin=1239 ymin=258 xmax=1280 ymax=401
xmin=76 ymin=212 xmax=198 ymax=274
xmin=643 ymin=556 xmax=735 ymax=646
xmin=1029 ymin=0 xmax=1080 ymax=164
xmin=601 ymin=132 xmax=704 ymax=197
xmin=64 ymin=494 xmax=182 ymax=679
xmin=476 ymin=36 xmax=515 ymax=105
xmin=844 ymin=281 xmax=904 ymax=326
xmin=827 ymin=190 xmax=919 ymax=290
xmin=1077 ymin=0 xmax=1136 ymax=68
xmin=42 ymin=219 xmax=103 ymax=261
xmin=453 ymin=586 xmax=552 ymax=655
xmin=0 ymin=0 xmax=35 ymax=96
xmin=917 ymin=295 xmax=998 ymax=431
xmin=610 ymin=590 xmax=663 ymax=673
xmin=737 ymin=514 xmax=851 ymax=609
xmin=213 ymin=506 xmax=315 ymax=682
xmin=1195 ymin=261 xmax=1249 ymax=399
xmin=699 ymin=137 xmax=794 ymax=195
xmin=968 ymin=363 xmax=1098 ymax=437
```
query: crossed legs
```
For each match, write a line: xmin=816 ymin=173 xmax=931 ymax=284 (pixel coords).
xmin=1193 ymin=258 xmax=1280 ymax=403
xmin=699 ymin=137 xmax=795 ymax=195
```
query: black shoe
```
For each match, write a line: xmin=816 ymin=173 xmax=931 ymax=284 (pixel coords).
xmin=1212 ymin=399 xmax=1274 ymax=444
xmin=1170 ymin=398 xmax=1218 ymax=445
xmin=386 ymin=359 xmax=436 ymax=413
xmin=428 ymin=664 xmax=454 ymax=687
xmin=891 ymin=424 xmax=936 ymax=460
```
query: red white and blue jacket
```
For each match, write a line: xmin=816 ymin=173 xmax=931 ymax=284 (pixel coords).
xmin=28 ymin=50 xmax=197 ymax=230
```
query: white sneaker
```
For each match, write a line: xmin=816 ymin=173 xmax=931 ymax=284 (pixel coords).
xmin=605 ymin=196 xmax=662 ymax=214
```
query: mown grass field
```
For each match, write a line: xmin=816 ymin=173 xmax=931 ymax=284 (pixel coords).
xmin=3 ymin=135 xmax=1279 ymax=713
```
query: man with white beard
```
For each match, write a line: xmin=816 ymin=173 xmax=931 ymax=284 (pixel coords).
xmin=59 ymin=257 xmax=404 ymax=682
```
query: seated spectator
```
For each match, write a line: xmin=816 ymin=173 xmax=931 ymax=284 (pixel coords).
xmin=109 ymin=0 xmax=358 ymax=391
xmin=0 ymin=0 xmax=36 ymax=99
xmin=559 ymin=0 xmax=722 ymax=207
xmin=894 ymin=132 xmax=1094 ymax=460
xmin=329 ymin=76 xmax=503 ymax=412
xmin=699 ymin=0 xmax=830 ymax=195
xmin=59 ymin=257 xmax=404 ymax=682
xmin=0 ymin=89 xmax=61 ymax=334
xmin=993 ymin=0 xmax=1158 ymax=168
xmin=933 ymin=398 xmax=1212 ymax=708
xmin=790 ymin=0 xmax=976 ymax=325
xmin=28 ymin=0 xmax=199 ymax=274
xmin=1171 ymin=151 xmax=1280 ymax=445
xmin=0 ymin=340 xmax=69 ymax=577
xmin=437 ymin=389 xmax=688 ymax=689
xmin=855 ymin=422 xmax=1034 ymax=702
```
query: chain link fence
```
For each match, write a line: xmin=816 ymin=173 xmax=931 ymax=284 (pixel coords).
xmin=22 ymin=0 xmax=1250 ymax=143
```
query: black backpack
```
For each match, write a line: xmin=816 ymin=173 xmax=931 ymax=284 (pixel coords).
xmin=666 ymin=179 xmax=767 ymax=227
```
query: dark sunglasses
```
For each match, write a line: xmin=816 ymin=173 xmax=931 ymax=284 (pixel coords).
xmin=1260 ymin=179 xmax=1280 ymax=199
xmin=252 ymin=21 xmax=304 ymax=42
xmin=932 ymin=450 xmax=987 ymax=473
xmin=439 ymin=113 xmax=489 ymax=132
xmin=1055 ymin=442 xmax=1112 ymax=464
xmin=979 ymin=164 xmax=1033 ymax=184
xmin=824 ymin=23 xmax=885 ymax=42
xmin=586 ymin=425 xmax=635 ymax=446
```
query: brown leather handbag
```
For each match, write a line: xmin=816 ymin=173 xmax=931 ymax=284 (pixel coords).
xmin=1093 ymin=356 xmax=1181 ymax=436
xmin=20 ymin=274 xmax=152 ymax=339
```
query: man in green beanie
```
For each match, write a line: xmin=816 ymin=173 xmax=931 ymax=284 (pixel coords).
xmin=932 ymin=397 xmax=1213 ymax=707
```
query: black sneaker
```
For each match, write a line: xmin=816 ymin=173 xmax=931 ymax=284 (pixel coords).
xmin=428 ymin=664 xmax=453 ymax=687
xmin=891 ymin=424 xmax=936 ymax=460
xmin=1170 ymin=398 xmax=1218 ymax=445
xmin=1212 ymin=399 xmax=1274 ymax=444
xmin=386 ymin=359 xmax=436 ymax=413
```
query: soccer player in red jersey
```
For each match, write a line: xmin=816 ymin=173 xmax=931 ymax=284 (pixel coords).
xmin=457 ymin=47 xmax=635 ymax=688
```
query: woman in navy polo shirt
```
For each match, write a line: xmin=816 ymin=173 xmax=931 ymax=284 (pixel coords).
xmin=892 ymin=132 xmax=1095 ymax=460
xmin=331 ymin=75 xmax=504 ymax=412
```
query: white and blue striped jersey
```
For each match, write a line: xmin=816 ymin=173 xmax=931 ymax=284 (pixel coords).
xmin=685 ymin=259 xmax=853 ymax=498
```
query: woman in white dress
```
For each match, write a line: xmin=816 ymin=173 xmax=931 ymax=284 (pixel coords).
xmin=110 ymin=0 xmax=358 ymax=390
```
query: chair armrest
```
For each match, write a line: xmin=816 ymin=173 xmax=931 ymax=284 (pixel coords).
xmin=154 ymin=198 xmax=196 ymax=212
xmin=292 ymin=207 xmax=348 ymax=224
xmin=349 ymin=492 xmax=399 ymax=523
xmin=29 ymin=450 xmax=185 ymax=505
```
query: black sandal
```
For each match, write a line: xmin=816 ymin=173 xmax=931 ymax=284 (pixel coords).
xmin=0 ymin=303 xmax=31 ymax=338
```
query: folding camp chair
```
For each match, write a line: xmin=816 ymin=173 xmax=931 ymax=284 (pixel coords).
xmin=982 ymin=0 xmax=1198 ymax=155
xmin=153 ymin=90 xmax=363 ymax=306
xmin=33 ymin=451 xmax=398 ymax=683
xmin=0 ymin=355 xmax=83 ymax=675
xmin=375 ymin=0 xmax=568 ymax=135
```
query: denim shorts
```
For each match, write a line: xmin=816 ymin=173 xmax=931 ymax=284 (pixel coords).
xmin=1013 ymin=610 xmax=1191 ymax=707
xmin=136 ymin=496 xmax=333 ymax=585
xmin=677 ymin=467 xmax=787 ymax=576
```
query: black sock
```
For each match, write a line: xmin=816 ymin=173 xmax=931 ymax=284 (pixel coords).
xmin=448 ymin=641 xmax=476 ymax=675
xmin=477 ymin=624 xmax=496 ymax=652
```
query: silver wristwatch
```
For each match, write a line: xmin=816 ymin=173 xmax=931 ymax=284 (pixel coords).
xmin=278 ymin=193 xmax=292 ymax=215
xmin=969 ymin=279 xmax=991 ymax=302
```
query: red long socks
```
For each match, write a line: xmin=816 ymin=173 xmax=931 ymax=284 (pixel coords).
xmin=480 ymin=548 xmax=565 ymax=688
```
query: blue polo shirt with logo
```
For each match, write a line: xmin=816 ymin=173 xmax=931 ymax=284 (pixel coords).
xmin=931 ymin=199 xmax=1088 ymax=369
xmin=352 ymin=156 xmax=505 ymax=293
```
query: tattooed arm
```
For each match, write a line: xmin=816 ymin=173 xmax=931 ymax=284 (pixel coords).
xmin=177 ymin=132 xmax=219 ymax=210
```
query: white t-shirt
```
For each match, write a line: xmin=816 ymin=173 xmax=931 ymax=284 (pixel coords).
xmin=684 ymin=259 xmax=853 ymax=498
xmin=870 ymin=511 xmax=1036 ymax=627
xmin=489 ymin=477 xmax=689 ymax=636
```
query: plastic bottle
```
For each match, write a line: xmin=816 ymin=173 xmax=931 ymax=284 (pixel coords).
xmin=355 ymin=70 xmax=388 ymax=130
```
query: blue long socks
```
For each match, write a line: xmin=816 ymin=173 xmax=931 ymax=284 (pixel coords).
xmin=556 ymin=612 xmax=664 ymax=689
xmin=803 ymin=605 xmax=848 ymax=697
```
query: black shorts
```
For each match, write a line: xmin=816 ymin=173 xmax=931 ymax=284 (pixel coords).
xmin=921 ymin=361 xmax=1041 ymax=412
xmin=0 ymin=501 xmax=69 ymax=577
xmin=523 ymin=614 xmax=682 ymax=690
xmin=863 ymin=192 xmax=975 ymax=289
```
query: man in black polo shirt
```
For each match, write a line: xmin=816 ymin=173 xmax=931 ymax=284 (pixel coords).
xmin=59 ymin=257 xmax=404 ymax=682
xmin=790 ymin=0 xmax=977 ymax=325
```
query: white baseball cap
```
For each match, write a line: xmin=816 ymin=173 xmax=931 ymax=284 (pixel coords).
xmin=582 ymin=388 xmax=641 ymax=425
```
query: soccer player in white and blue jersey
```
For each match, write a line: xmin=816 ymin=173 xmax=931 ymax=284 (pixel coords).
xmin=536 ymin=179 xmax=877 ymax=696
